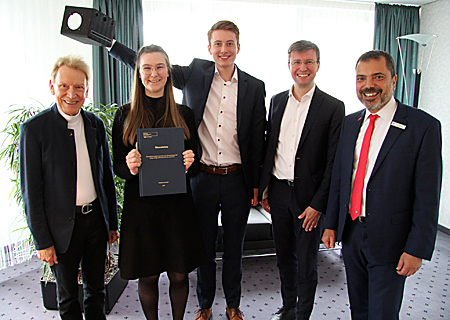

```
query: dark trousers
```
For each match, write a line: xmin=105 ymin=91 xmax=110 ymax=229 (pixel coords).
xmin=269 ymin=176 xmax=322 ymax=320
xmin=341 ymin=218 xmax=406 ymax=320
xmin=51 ymin=204 xmax=108 ymax=320
xmin=190 ymin=169 xmax=250 ymax=309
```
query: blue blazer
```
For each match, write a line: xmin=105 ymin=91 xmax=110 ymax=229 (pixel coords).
xmin=19 ymin=104 xmax=118 ymax=254
xmin=325 ymin=101 xmax=442 ymax=263
xmin=110 ymin=42 xmax=266 ymax=195
xmin=259 ymin=88 xmax=345 ymax=212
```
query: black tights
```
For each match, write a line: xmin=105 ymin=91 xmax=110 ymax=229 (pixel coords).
xmin=138 ymin=272 xmax=189 ymax=320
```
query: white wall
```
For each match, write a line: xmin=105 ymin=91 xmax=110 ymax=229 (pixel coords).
xmin=420 ymin=0 xmax=450 ymax=229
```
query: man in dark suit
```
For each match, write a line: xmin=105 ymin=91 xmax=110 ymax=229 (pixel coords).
xmin=108 ymin=21 xmax=266 ymax=320
xmin=259 ymin=40 xmax=345 ymax=320
xmin=322 ymin=50 xmax=442 ymax=320
xmin=19 ymin=56 xmax=119 ymax=320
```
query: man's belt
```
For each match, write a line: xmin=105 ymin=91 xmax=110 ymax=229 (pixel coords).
xmin=272 ymin=175 xmax=295 ymax=187
xmin=200 ymin=163 xmax=242 ymax=175
xmin=76 ymin=198 xmax=99 ymax=214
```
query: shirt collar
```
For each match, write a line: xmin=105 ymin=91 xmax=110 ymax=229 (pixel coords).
xmin=289 ymin=84 xmax=316 ymax=103
xmin=214 ymin=65 xmax=239 ymax=83
xmin=364 ymin=96 xmax=397 ymax=122
xmin=56 ymin=104 xmax=82 ymax=124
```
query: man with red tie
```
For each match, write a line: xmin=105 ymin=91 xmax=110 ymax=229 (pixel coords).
xmin=322 ymin=50 xmax=442 ymax=320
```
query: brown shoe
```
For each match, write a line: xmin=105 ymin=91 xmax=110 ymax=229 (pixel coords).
xmin=226 ymin=307 xmax=244 ymax=320
xmin=194 ymin=308 xmax=212 ymax=320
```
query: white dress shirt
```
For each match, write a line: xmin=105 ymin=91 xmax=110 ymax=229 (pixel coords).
xmin=351 ymin=97 xmax=397 ymax=217
xmin=272 ymin=85 xmax=315 ymax=181
xmin=198 ymin=67 xmax=241 ymax=166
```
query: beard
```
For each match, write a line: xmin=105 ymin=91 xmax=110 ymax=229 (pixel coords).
xmin=358 ymin=87 xmax=393 ymax=112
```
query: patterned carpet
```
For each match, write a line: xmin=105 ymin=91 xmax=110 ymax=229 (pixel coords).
xmin=0 ymin=231 xmax=448 ymax=319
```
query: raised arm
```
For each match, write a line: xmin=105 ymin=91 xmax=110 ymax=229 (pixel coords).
xmin=109 ymin=41 xmax=137 ymax=70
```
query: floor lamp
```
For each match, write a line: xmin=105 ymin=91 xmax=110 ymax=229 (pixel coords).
xmin=396 ymin=33 xmax=437 ymax=108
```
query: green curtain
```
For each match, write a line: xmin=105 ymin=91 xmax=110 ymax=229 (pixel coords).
xmin=374 ymin=3 xmax=420 ymax=106
xmin=93 ymin=0 xmax=143 ymax=107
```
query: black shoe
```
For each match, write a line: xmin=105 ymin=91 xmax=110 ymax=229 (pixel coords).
xmin=270 ymin=306 xmax=296 ymax=320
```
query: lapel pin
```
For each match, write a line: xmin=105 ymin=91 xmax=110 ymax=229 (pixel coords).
xmin=391 ymin=121 xmax=406 ymax=130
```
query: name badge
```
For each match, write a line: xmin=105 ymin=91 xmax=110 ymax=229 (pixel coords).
xmin=391 ymin=121 xmax=406 ymax=130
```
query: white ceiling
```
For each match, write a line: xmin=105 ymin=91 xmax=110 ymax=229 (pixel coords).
xmin=342 ymin=0 xmax=437 ymax=5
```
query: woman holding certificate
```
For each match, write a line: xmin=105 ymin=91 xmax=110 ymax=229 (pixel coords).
xmin=112 ymin=45 xmax=206 ymax=320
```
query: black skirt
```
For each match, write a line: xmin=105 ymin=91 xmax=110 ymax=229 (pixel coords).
xmin=118 ymin=186 xmax=207 ymax=280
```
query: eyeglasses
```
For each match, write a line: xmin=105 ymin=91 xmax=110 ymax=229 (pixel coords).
xmin=290 ymin=60 xmax=317 ymax=66
xmin=140 ymin=65 xmax=167 ymax=75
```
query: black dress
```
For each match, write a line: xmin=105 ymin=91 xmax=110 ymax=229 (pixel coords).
xmin=112 ymin=96 xmax=207 ymax=279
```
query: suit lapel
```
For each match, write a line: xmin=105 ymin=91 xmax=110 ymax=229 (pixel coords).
xmin=236 ymin=67 xmax=248 ymax=132
xmin=198 ymin=64 xmax=215 ymax=121
xmin=371 ymin=103 xmax=408 ymax=177
xmin=82 ymin=112 xmax=98 ymax=180
xmin=297 ymin=87 xmax=324 ymax=150
xmin=343 ymin=110 xmax=366 ymax=178
xmin=204 ymin=64 xmax=215 ymax=93
xmin=270 ymin=92 xmax=289 ymax=148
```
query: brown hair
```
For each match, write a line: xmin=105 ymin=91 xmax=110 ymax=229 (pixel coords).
xmin=288 ymin=40 xmax=320 ymax=63
xmin=207 ymin=20 xmax=240 ymax=45
xmin=122 ymin=45 xmax=190 ymax=145
xmin=51 ymin=55 xmax=90 ymax=83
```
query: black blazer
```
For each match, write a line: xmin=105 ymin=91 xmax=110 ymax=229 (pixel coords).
xmin=259 ymin=88 xmax=345 ymax=213
xmin=19 ymin=104 xmax=118 ymax=254
xmin=325 ymin=101 xmax=442 ymax=263
xmin=110 ymin=42 xmax=266 ymax=196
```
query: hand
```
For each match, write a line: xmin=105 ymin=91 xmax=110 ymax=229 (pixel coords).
xmin=260 ymin=198 xmax=270 ymax=213
xmin=183 ymin=150 xmax=195 ymax=171
xmin=126 ymin=143 xmax=141 ymax=175
xmin=251 ymin=188 xmax=258 ymax=207
xmin=37 ymin=246 xmax=58 ymax=266
xmin=322 ymin=229 xmax=336 ymax=249
xmin=298 ymin=206 xmax=321 ymax=232
xmin=109 ymin=230 xmax=119 ymax=244
xmin=396 ymin=252 xmax=422 ymax=277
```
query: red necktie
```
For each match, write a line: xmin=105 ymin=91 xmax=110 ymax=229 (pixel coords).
xmin=350 ymin=114 xmax=379 ymax=220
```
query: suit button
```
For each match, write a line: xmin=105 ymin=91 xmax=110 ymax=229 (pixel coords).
xmin=69 ymin=132 xmax=73 ymax=136
xmin=69 ymin=218 xmax=74 ymax=222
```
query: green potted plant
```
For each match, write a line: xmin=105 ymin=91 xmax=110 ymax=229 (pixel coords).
xmin=0 ymin=99 xmax=127 ymax=314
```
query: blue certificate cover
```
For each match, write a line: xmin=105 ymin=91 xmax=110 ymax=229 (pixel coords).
xmin=137 ymin=127 xmax=186 ymax=197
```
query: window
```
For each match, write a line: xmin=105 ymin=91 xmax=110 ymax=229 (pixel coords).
xmin=142 ymin=0 xmax=374 ymax=113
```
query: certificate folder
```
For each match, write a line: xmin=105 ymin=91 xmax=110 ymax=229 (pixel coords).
xmin=137 ymin=127 xmax=186 ymax=197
